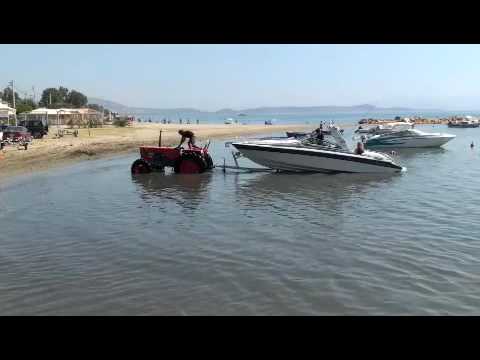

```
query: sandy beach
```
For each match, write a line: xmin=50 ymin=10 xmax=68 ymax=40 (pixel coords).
xmin=0 ymin=123 xmax=312 ymax=180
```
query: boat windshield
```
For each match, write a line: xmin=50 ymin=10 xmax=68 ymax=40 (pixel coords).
xmin=299 ymin=125 xmax=350 ymax=152
xmin=393 ymin=129 xmax=436 ymax=136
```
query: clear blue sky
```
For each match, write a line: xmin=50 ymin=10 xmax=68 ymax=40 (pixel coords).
xmin=1 ymin=44 xmax=479 ymax=111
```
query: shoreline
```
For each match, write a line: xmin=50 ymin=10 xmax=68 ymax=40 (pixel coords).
xmin=0 ymin=123 xmax=311 ymax=181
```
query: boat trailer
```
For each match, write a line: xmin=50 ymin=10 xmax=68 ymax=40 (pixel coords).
xmin=215 ymin=142 xmax=276 ymax=173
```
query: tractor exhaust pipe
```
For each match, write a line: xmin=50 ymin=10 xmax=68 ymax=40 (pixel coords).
xmin=158 ymin=129 xmax=162 ymax=147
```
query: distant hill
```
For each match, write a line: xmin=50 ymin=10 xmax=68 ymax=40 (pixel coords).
xmin=88 ymin=98 xmax=440 ymax=115
xmin=215 ymin=108 xmax=237 ymax=114
xmin=88 ymin=98 xmax=130 ymax=112
xmin=216 ymin=104 xmax=420 ymax=115
xmin=89 ymin=98 xmax=208 ymax=115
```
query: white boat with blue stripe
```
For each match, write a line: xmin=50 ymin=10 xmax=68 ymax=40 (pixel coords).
xmin=365 ymin=129 xmax=455 ymax=149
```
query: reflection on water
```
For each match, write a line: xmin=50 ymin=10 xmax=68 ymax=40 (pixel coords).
xmin=237 ymin=171 xmax=396 ymax=197
xmin=132 ymin=172 xmax=213 ymax=211
xmin=389 ymin=147 xmax=448 ymax=160
xmin=233 ymin=172 xmax=398 ymax=217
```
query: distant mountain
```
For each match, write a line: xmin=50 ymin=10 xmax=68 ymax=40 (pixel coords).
xmin=215 ymin=108 xmax=237 ymax=114
xmin=88 ymin=98 xmax=130 ymax=112
xmin=88 ymin=98 xmax=440 ymax=115
xmin=215 ymin=104 xmax=426 ymax=115
xmin=89 ymin=98 xmax=209 ymax=115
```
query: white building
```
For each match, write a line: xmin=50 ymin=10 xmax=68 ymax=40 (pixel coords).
xmin=0 ymin=100 xmax=16 ymax=124
xmin=25 ymin=107 xmax=102 ymax=126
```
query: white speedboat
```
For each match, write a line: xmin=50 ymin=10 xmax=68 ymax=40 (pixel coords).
xmin=231 ymin=126 xmax=404 ymax=174
xmin=364 ymin=128 xmax=455 ymax=148
xmin=355 ymin=121 xmax=413 ymax=134
xmin=447 ymin=115 xmax=479 ymax=128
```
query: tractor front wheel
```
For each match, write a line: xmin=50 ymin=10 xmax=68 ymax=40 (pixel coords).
xmin=131 ymin=159 xmax=152 ymax=174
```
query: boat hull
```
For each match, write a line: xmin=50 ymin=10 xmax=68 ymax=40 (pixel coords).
xmin=365 ymin=134 xmax=455 ymax=148
xmin=448 ymin=123 xmax=479 ymax=128
xmin=232 ymin=143 xmax=403 ymax=174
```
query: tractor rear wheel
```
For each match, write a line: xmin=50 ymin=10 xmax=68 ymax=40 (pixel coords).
xmin=131 ymin=159 xmax=152 ymax=174
xmin=204 ymin=153 xmax=214 ymax=169
xmin=174 ymin=153 xmax=206 ymax=174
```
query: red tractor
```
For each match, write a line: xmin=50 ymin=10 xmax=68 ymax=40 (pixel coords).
xmin=131 ymin=142 xmax=214 ymax=174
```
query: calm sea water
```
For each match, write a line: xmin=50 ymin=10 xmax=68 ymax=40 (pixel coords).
xmin=1 ymin=124 xmax=480 ymax=315
xmin=135 ymin=110 xmax=480 ymax=125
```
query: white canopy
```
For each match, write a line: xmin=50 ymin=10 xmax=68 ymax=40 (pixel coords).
xmin=0 ymin=101 xmax=16 ymax=115
xmin=30 ymin=107 xmax=77 ymax=115
xmin=29 ymin=107 xmax=99 ymax=115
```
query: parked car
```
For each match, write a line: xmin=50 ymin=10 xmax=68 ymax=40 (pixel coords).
xmin=1 ymin=126 xmax=32 ymax=150
xmin=19 ymin=119 xmax=49 ymax=139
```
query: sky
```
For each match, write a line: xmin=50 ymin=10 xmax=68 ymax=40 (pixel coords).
xmin=1 ymin=44 xmax=480 ymax=111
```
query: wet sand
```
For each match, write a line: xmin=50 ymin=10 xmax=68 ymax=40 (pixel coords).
xmin=0 ymin=123 xmax=311 ymax=180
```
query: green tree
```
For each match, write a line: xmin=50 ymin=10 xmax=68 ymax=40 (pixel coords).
xmin=88 ymin=103 xmax=102 ymax=111
xmin=58 ymin=86 xmax=69 ymax=102
xmin=67 ymin=90 xmax=88 ymax=107
xmin=39 ymin=88 xmax=62 ymax=107
xmin=24 ymin=98 xmax=38 ymax=108
xmin=16 ymin=103 xmax=35 ymax=114
xmin=39 ymin=87 xmax=88 ymax=108
xmin=16 ymin=98 xmax=38 ymax=114
xmin=1 ymin=87 xmax=20 ymax=106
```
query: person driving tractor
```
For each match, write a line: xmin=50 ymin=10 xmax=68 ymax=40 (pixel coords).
xmin=177 ymin=129 xmax=198 ymax=149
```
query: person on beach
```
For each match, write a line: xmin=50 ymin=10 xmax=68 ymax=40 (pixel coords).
xmin=177 ymin=129 xmax=197 ymax=149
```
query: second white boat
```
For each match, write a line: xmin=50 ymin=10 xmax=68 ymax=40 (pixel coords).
xmin=364 ymin=129 xmax=455 ymax=148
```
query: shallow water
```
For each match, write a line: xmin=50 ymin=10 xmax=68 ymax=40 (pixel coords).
xmin=1 ymin=125 xmax=480 ymax=315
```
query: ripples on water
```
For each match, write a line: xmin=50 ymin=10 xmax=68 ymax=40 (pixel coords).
xmin=1 ymin=125 xmax=480 ymax=315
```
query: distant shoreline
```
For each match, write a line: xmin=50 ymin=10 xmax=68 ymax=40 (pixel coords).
xmin=88 ymin=98 xmax=446 ymax=115
xmin=0 ymin=123 xmax=311 ymax=181
xmin=363 ymin=118 xmax=453 ymax=125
